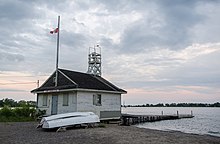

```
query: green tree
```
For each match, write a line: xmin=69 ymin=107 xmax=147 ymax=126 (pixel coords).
xmin=3 ymin=98 xmax=17 ymax=107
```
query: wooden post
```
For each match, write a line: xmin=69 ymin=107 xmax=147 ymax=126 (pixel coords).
xmin=37 ymin=80 xmax=39 ymax=88
xmin=161 ymin=111 xmax=163 ymax=115
xmin=177 ymin=111 xmax=179 ymax=117
xmin=191 ymin=110 xmax=193 ymax=116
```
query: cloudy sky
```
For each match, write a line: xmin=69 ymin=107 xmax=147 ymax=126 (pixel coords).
xmin=0 ymin=0 xmax=220 ymax=104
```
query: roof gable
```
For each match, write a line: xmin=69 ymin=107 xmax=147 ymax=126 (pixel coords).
xmin=31 ymin=69 xmax=126 ymax=94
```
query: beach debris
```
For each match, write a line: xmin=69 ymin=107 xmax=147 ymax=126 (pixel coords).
xmin=56 ymin=127 xmax=67 ymax=132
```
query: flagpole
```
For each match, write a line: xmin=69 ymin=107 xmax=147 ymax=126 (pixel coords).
xmin=55 ymin=16 xmax=60 ymax=87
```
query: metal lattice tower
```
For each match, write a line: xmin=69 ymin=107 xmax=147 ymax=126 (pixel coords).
xmin=87 ymin=44 xmax=101 ymax=76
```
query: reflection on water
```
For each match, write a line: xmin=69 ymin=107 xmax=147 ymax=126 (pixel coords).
xmin=122 ymin=107 xmax=220 ymax=137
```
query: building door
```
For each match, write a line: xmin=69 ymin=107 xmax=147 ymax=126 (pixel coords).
xmin=51 ymin=95 xmax=58 ymax=115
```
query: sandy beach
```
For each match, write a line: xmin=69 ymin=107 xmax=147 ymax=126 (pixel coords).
xmin=0 ymin=122 xmax=219 ymax=144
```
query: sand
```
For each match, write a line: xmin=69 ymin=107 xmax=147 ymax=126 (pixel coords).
xmin=0 ymin=122 xmax=219 ymax=144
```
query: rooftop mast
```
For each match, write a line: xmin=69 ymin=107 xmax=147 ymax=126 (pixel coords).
xmin=87 ymin=44 xmax=101 ymax=76
xmin=55 ymin=16 xmax=60 ymax=86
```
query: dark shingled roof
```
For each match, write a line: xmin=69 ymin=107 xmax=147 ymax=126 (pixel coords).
xmin=31 ymin=69 xmax=127 ymax=93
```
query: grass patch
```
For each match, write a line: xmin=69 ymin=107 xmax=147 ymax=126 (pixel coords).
xmin=0 ymin=106 xmax=36 ymax=122
xmin=0 ymin=116 xmax=35 ymax=122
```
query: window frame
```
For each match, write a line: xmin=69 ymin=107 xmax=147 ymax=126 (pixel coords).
xmin=93 ymin=94 xmax=102 ymax=106
xmin=63 ymin=93 xmax=69 ymax=106
xmin=42 ymin=94 xmax=48 ymax=106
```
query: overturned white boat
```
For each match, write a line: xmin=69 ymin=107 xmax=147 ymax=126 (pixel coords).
xmin=38 ymin=112 xmax=100 ymax=129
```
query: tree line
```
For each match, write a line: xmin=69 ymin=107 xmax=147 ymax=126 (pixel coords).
xmin=0 ymin=98 xmax=36 ymax=107
xmin=123 ymin=102 xmax=220 ymax=107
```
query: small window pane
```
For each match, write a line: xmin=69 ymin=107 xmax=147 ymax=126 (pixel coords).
xmin=43 ymin=95 xmax=47 ymax=106
xmin=93 ymin=95 xmax=96 ymax=105
xmin=97 ymin=95 xmax=101 ymax=105
xmin=63 ymin=93 xmax=69 ymax=106
xmin=93 ymin=94 xmax=101 ymax=106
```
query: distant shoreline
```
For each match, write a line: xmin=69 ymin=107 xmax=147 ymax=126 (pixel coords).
xmin=122 ymin=102 xmax=220 ymax=107
xmin=1 ymin=98 xmax=219 ymax=108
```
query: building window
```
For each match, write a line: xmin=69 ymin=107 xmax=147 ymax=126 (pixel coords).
xmin=93 ymin=94 xmax=101 ymax=106
xmin=42 ymin=94 xmax=48 ymax=106
xmin=63 ymin=93 xmax=69 ymax=106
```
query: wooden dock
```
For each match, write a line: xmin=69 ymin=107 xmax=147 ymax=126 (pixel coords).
xmin=121 ymin=113 xmax=194 ymax=126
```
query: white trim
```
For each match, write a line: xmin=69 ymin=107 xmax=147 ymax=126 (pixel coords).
xmin=33 ymin=88 xmax=126 ymax=94
xmin=76 ymin=88 xmax=126 ymax=94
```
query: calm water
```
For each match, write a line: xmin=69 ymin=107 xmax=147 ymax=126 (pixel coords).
xmin=122 ymin=107 xmax=220 ymax=137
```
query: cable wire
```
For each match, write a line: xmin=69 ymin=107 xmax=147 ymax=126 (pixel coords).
xmin=0 ymin=75 xmax=49 ymax=78
xmin=0 ymin=82 xmax=37 ymax=85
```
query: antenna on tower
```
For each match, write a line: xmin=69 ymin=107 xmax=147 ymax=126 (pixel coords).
xmin=87 ymin=44 xmax=101 ymax=76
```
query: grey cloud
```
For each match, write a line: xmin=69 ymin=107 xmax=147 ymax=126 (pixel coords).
xmin=0 ymin=51 xmax=25 ymax=71
xmin=144 ymin=57 xmax=184 ymax=66
xmin=72 ymin=18 xmax=85 ymax=27
xmin=0 ymin=51 xmax=24 ymax=62
xmin=118 ymin=0 xmax=204 ymax=53
xmin=97 ymin=0 xmax=220 ymax=54
xmin=191 ymin=1 xmax=220 ymax=44
xmin=60 ymin=30 xmax=89 ymax=49
xmin=109 ymin=47 xmax=220 ymax=92
xmin=0 ymin=0 xmax=46 ymax=53
xmin=99 ymin=37 xmax=117 ymax=50
xmin=0 ymin=0 xmax=52 ymax=73
xmin=98 ymin=0 xmax=152 ymax=13
xmin=156 ymin=50 xmax=220 ymax=87
xmin=0 ymin=0 xmax=38 ymax=20
xmin=98 ymin=0 xmax=130 ymax=11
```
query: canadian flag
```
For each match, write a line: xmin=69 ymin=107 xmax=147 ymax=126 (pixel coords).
xmin=50 ymin=28 xmax=59 ymax=34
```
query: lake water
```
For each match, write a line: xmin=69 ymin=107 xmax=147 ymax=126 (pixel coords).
xmin=122 ymin=107 xmax=220 ymax=137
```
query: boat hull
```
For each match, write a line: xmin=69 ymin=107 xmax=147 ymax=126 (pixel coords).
xmin=39 ymin=112 xmax=100 ymax=129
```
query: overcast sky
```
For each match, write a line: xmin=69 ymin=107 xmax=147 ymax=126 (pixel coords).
xmin=0 ymin=0 xmax=220 ymax=104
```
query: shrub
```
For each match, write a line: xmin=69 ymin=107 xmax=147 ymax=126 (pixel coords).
xmin=14 ymin=106 xmax=36 ymax=118
xmin=0 ymin=106 xmax=15 ymax=117
xmin=0 ymin=106 xmax=37 ymax=122
xmin=35 ymin=109 xmax=46 ymax=118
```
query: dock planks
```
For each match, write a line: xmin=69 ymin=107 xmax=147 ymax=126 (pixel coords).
xmin=121 ymin=114 xmax=194 ymax=126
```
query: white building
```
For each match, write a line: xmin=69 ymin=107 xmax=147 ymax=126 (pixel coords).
xmin=31 ymin=69 xmax=126 ymax=120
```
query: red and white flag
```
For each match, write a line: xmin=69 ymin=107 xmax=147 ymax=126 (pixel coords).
xmin=50 ymin=28 xmax=59 ymax=34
